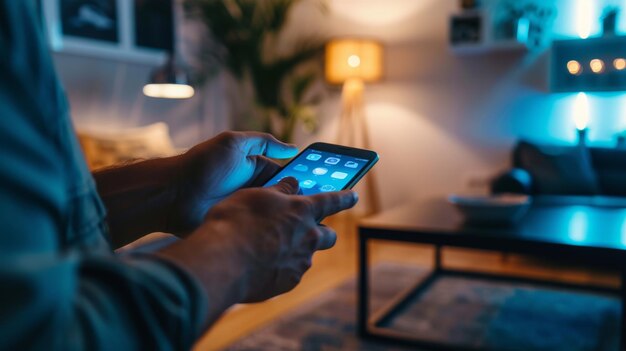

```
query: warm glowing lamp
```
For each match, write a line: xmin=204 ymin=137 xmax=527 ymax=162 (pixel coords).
xmin=567 ymin=60 xmax=582 ymax=75
xmin=589 ymin=59 xmax=605 ymax=74
xmin=576 ymin=0 xmax=593 ymax=39
xmin=144 ymin=55 xmax=195 ymax=99
xmin=614 ymin=58 xmax=626 ymax=71
xmin=325 ymin=39 xmax=383 ymax=85
xmin=325 ymin=39 xmax=383 ymax=214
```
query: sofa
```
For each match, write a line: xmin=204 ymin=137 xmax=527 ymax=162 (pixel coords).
xmin=491 ymin=140 xmax=626 ymax=198
xmin=77 ymin=122 xmax=179 ymax=170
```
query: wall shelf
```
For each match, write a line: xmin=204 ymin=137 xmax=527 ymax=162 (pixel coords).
xmin=449 ymin=9 xmax=528 ymax=55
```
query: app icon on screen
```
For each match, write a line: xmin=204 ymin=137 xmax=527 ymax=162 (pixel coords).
xmin=306 ymin=154 xmax=322 ymax=161
xmin=331 ymin=171 xmax=348 ymax=180
xmin=300 ymin=179 xmax=317 ymax=188
xmin=320 ymin=184 xmax=336 ymax=192
xmin=325 ymin=157 xmax=340 ymax=165
xmin=312 ymin=167 xmax=328 ymax=175
xmin=294 ymin=164 xmax=308 ymax=172
xmin=345 ymin=161 xmax=359 ymax=168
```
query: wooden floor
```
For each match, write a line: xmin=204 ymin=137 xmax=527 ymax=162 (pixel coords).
xmin=193 ymin=213 xmax=620 ymax=351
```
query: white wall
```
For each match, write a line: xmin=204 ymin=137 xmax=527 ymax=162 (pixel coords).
xmin=290 ymin=0 xmax=626 ymax=210
xmin=53 ymin=52 xmax=230 ymax=147
xmin=53 ymin=0 xmax=626 ymax=211
xmin=51 ymin=0 xmax=230 ymax=148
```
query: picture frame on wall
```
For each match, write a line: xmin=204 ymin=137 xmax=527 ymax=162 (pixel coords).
xmin=60 ymin=0 xmax=119 ymax=43
xmin=134 ymin=0 xmax=174 ymax=52
xmin=41 ymin=0 xmax=174 ymax=64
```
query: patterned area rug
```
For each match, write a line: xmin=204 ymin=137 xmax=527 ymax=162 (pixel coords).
xmin=226 ymin=264 xmax=620 ymax=351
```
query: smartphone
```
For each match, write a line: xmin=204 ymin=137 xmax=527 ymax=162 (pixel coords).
xmin=264 ymin=142 xmax=379 ymax=195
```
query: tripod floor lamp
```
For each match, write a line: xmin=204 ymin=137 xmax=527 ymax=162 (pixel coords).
xmin=325 ymin=39 xmax=383 ymax=215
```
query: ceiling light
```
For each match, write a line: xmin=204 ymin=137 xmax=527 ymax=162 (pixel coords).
xmin=143 ymin=84 xmax=195 ymax=99
xmin=144 ymin=55 xmax=195 ymax=99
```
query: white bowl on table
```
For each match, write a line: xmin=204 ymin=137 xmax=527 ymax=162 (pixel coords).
xmin=447 ymin=194 xmax=531 ymax=225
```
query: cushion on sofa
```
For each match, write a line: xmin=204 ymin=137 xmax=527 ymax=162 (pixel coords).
xmin=513 ymin=141 xmax=600 ymax=195
xmin=589 ymin=148 xmax=626 ymax=196
xmin=77 ymin=122 xmax=178 ymax=170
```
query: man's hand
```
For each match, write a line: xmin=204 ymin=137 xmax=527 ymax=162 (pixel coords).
xmin=157 ymin=177 xmax=358 ymax=325
xmin=170 ymin=131 xmax=298 ymax=234
xmin=93 ymin=131 xmax=296 ymax=247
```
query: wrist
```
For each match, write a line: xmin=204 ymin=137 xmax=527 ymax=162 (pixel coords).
xmin=128 ymin=155 xmax=181 ymax=235
xmin=93 ymin=155 xmax=182 ymax=246
xmin=163 ymin=153 xmax=186 ymax=235
xmin=156 ymin=220 xmax=250 ymax=312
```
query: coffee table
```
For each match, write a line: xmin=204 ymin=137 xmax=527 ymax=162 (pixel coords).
xmin=357 ymin=197 xmax=626 ymax=351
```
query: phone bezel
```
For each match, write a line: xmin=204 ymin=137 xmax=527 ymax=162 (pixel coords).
xmin=265 ymin=142 xmax=379 ymax=191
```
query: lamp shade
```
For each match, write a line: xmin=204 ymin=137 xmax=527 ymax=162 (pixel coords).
xmin=143 ymin=55 xmax=195 ymax=99
xmin=325 ymin=39 xmax=383 ymax=84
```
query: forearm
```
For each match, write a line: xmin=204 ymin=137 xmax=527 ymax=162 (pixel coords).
xmin=0 ymin=254 xmax=209 ymax=350
xmin=156 ymin=220 xmax=248 ymax=327
xmin=93 ymin=156 xmax=181 ymax=248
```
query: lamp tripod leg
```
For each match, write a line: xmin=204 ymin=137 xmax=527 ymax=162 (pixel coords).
xmin=337 ymin=82 xmax=380 ymax=215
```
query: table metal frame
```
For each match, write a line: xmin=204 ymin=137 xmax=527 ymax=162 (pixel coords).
xmin=357 ymin=226 xmax=626 ymax=351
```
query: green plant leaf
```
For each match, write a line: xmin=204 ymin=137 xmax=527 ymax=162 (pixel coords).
xmin=292 ymin=71 xmax=316 ymax=103
xmin=183 ymin=0 xmax=329 ymax=141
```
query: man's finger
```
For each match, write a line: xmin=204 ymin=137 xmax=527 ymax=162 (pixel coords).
xmin=314 ymin=225 xmax=337 ymax=251
xmin=246 ymin=156 xmax=282 ymax=187
xmin=240 ymin=132 xmax=298 ymax=159
xmin=269 ymin=177 xmax=300 ymax=195
xmin=308 ymin=191 xmax=359 ymax=220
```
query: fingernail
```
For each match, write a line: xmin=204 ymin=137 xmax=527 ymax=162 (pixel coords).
xmin=352 ymin=191 xmax=359 ymax=204
xmin=284 ymin=176 xmax=297 ymax=184
xmin=283 ymin=177 xmax=299 ymax=192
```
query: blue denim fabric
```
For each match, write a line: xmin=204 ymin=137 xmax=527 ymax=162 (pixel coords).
xmin=0 ymin=2 xmax=207 ymax=349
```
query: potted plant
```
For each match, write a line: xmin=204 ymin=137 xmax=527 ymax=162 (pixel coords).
xmin=183 ymin=0 xmax=328 ymax=142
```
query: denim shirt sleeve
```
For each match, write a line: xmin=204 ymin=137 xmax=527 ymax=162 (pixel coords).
xmin=0 ymin=2 xmax=207 ymax=349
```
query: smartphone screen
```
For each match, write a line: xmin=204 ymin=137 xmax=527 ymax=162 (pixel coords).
xmin=264 ymin=142 xmax=378 ymax=195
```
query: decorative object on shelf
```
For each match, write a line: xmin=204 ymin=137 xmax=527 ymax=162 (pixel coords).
xmin=143 ymin=54 xmax=195 ymax=99
xmin=602 ymin=7 xmax=620 ymax=37
xmin=493 ymin=1 xmax=555 ymax=49
xmin=449 ymin=10 xmax=483 ymax=49
xmin=183 ymin=0 xmax=328 ymax=143
xmin=459 ymin=0 xmax=481 ymax=10
xmin=551 ymin=36 xmax=626 ymax=92
xmin=41 ymin=0 xmax=173 ymax=64
xmin=449 ymin=0 xmax=555 ymax=54
xmin=325 ymin=38 xmax=382 ymax=214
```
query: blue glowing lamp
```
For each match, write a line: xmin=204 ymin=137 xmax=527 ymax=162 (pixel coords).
xmin=574 ymin=92 xmax=589 ymax=146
